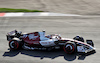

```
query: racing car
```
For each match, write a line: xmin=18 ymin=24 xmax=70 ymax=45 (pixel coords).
xmin=6 ymin=30 xmax=95 ymax=54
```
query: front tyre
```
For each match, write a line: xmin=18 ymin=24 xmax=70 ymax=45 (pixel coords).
xmin=73 ymin=36 xmax=84 ymax=42
xmin=64 ymin=41 xmax=76 ymax=54
xmin=86 ymin=40 xmax=94 ymax=47
xmin=9 ymin=40 xmax=21 ymax=50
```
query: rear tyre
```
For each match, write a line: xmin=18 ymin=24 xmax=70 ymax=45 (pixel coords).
xmin=9 ymin=40 xmax=22 ymax=50
xmin=64 ymin=41 xmax=76 ymax=54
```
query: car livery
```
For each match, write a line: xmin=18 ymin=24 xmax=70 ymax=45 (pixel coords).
xmin=6 ymin=30 xmax=96 ymax=54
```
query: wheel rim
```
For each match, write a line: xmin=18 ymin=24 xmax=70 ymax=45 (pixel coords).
xmin=64 ymin=43 xmax=74 ymax=54
xmin=9 ymin=41 xmax=19 ymax=49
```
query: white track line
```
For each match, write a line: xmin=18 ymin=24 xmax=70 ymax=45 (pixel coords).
xmin=35 ymin=12 xmax=81 ymax=16
xmin=0 ymin=12 xmax=81 ymax=17
xmin=5 ymin=12 xmax=24 ymax=16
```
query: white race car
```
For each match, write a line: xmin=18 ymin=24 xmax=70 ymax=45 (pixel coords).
xmin=6 ymin=30 xmax=95 ymax=54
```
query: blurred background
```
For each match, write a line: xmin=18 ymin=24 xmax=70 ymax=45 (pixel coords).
xmin=0 ymin=0 xmax=100 ymax=15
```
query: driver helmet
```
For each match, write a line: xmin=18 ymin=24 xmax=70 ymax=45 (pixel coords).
xmin=15 ymin=30 xmax=17 ymax=33
xmin=75 ymin=36 xmax=80 ymax=39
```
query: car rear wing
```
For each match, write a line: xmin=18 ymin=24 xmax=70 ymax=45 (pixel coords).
xmin=7 ymin=30 xmax=16 ymax=35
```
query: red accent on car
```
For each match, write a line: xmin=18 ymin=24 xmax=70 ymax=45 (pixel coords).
xmin=23 ymin=32 xmax=40 ymax=45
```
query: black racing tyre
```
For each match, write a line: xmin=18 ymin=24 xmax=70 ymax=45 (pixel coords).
xmin=64 ymin=41 xmax=76 ymax=54
xmin=86 ymin=40 xmax=94 ymax=47
xmin=73 ymin=36 xmax=84 ymax=42
xmin=9 ymin=40 xmax=22 ymax=50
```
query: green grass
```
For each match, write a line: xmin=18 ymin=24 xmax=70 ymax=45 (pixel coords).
xmin=0 ymin=8 xmax=43 ymax=12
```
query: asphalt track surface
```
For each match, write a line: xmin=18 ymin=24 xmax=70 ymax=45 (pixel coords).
xmin=0 ymin=16 xmax=100 ymax=63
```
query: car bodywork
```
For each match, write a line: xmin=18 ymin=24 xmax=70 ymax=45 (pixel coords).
xmin=7 ymin=30 xmax=96 ymax=54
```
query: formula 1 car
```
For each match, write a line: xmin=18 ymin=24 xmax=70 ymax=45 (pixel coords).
xmin=6 ymin=30 xmax=95 ymax=54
